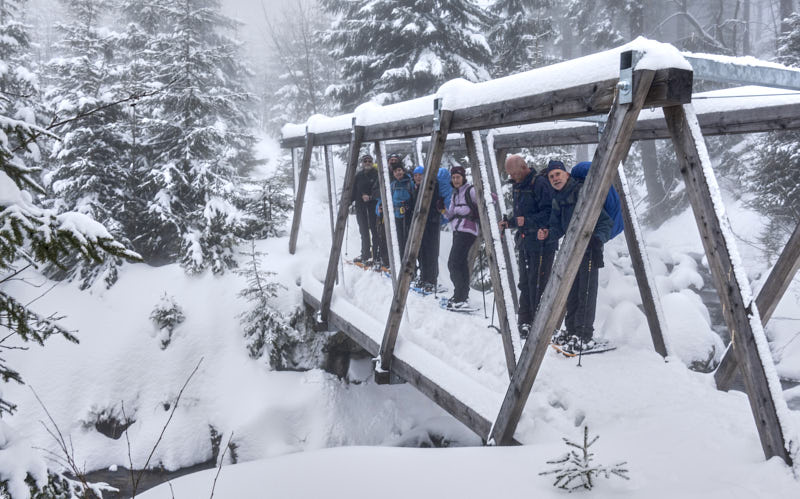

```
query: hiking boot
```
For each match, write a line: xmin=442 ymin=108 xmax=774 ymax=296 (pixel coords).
xmin=354 ymin=255 xmax=369 ymax=264
xmin=447 ymin=299 xmax=471 ymax=311
xmin=551 ymin=329 xmax=570 ymax=346
xmin=519 ymin=323 xmax=531 ymax=340
xmin=562 ymin=335 xmax=596 ymax=354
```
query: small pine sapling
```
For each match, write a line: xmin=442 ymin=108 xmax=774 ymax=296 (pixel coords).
xmin=149 ymin=294 xmax=186 ymax=349
xmin=237 ymin=240 xmax=301 ymax=369
xmin=540 ymin=425 xmax=629 ymax=492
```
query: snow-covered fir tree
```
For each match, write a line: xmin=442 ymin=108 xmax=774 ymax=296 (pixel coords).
xmin=43 ymin=0 xmax=131 ymax=288
xmin=136 ymin=0 xmax=257 ymax=274
xmin=749 ymin=12 xmax=800 ymax=251
xmin=488 ymin=0 xmax=556 ymax=77
xmin=262 ymin=0 xmax=336 ymax=134
xmin=320 ymin=0 xmax=493 ymax=110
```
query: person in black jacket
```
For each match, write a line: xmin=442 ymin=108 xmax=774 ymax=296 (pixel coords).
xmin=500 ymin=155 xmax=557 ymax=339
xmin=352 ymin=154 xmax=380 ymax=264
xmin=411 ymin=166 xmax=443 ymax=292
xmin=538 ymin=161 xmax=613 ymax=351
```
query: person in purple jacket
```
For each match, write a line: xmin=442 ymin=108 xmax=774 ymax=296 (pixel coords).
xmin=445 ymin=165 xmax=479 ymax=311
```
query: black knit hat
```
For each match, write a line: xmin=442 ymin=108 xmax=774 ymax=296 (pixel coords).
xmin=450 ymin=165 xmax=467 ymax=179
xmin=361 ymin=154 xmax=373 ymax=162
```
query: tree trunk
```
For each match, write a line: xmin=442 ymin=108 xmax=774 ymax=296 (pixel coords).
xmin=641 ymin=140 xmax=668 ymax=225
xmin=781 ymin=0 xmax=794 ymax=35
xmin=743 ymin=0 xmax=751 ymax=55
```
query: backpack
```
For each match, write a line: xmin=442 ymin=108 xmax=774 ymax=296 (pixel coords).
xmin=459 ymin=185 xmax=479 ymax=223
xmin=570 ymin=161 xmax=624 ymax=239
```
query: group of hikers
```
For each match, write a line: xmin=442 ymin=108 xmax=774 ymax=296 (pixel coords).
xmin=351 ymin=151 xmax=620 ymax=355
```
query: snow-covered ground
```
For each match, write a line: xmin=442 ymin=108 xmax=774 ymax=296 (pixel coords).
xmin=1 ymin=137 xmax=799 ymax=497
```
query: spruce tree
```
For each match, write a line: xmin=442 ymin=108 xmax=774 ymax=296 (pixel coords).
xmin=137 ymin=0 xmax=257 ymax=273
xmin=488 ymin=0 xmax=556 ymax=77
xmin=43 ymin=0 xmax=131 ymax=287
xmin=320 ymin=0 xmax=493 ymax=110
xmin=749 ymin=12 xmax=800 ymax=251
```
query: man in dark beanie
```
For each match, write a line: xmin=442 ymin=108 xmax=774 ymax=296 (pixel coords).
xmin=352 ymin=154 xmax=380 ymax=264
xmin=538 ymin=160 xmax=612 ymax=353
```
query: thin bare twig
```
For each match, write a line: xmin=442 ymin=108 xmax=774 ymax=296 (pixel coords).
xmin=121 ymin=401 xmax=136 ymax=494
xmin=132 ymin=357 xmax=204 ymax=496
xmin=209 ymin=432 xmax=234 ymax=499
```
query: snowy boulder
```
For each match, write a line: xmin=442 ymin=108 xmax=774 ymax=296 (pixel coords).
xmin=661 ymin=290 xmax=723 ymax=371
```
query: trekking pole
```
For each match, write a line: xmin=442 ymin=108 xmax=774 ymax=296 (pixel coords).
xmin=577 ymin=253 xmax=593 ymax=368
xmin=479 ymin=243 xmax=488 ymax=319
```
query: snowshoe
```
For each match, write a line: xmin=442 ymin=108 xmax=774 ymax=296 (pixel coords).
xmin=551 ymin=336 xmax=615 ymax=357
xmin=440 ymin=297 xmax=479 ymax=314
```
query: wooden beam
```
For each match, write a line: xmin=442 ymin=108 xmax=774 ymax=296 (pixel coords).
xmin=449 ymin=67 xmax=691 ymax=134
xmin=375 ymin=141 xmax=399 ymax=287
xmin=482 ymin=133 xmax=519 ymax=315
xmin=321 ymin=124 xmax=364 ymax=322
xmin=291 ymin=147 xmax=299 ymax=198
xmin=663 ymin=103 xmax=793 ymax=466
xmin=323 ymin=145 xmax=336 ymax=240
xmin=303 ymin=289 xmax=508 ymax=442
xmin=464 ymin=131 xmax=517 ymax=378
xmin=377 ymin=102 xmax=453 ymax=382
xmin=288 ymin=132 xmax=316 ymax=254
xmin=715 ymin=221 xmax=800 ymax=390
xmin=613 ymin=166 xmax=669 ymax=357
xmin=489 ymin=69 xmax=657 ymax=446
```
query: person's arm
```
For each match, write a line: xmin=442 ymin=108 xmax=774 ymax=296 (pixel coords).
xmin=593 ymin=206 xmax=614 ymax=244
xmin=527 ymin=176 xmax=552 ymax=230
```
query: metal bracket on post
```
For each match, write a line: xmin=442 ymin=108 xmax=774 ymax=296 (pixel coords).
xmin=433 ymin=97 xmax=443 ymax=132
xmin=596 ymin=115 xmax=608 ymax=140
xmin=618 ymin=50 xmax=642 ymax=105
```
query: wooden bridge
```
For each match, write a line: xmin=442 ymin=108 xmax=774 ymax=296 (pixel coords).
xmin=281 ymin=40 xmax=799 ymax=467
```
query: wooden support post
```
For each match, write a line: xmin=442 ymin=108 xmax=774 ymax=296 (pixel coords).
xmin=375 ymin=141 xmax=399 ymax=287
xmin=324 ymin=145 xmax=336 ymax=240
xmin=488 ymin=69 xmax=656 ymax=446
xmin=465 ymin=131 xmax=518 ymax=377
xmin=291 ymin=147 xmax=298 ymax=199
xmin=376 ymin=100 xmax=453 ymax=382
xmin=288 ymin=131 xmax=316 ymax=254
xmin=414 ymin=137 xmax=425 ymax=167
xmin=613 ymin=166 xmax=670 ymax=357
xmin=715 ymin=221 xmax=800 ymax=389
xmin=663 ymin=103 xmax=793 ymax=466
xmin=320 ymin=123 xmax=364 ymax=322
xmin=483 ymin=132 xmax=520 ymax=315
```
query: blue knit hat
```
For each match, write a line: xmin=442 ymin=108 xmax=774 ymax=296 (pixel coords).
xmin=546 ymin=160 xmax=567 ymax=173
xmin=413 ymin=166 xmax=424 ymax=175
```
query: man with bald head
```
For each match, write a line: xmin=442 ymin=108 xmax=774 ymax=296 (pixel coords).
xmin=499 ymin=155 xmax=557 ymax=339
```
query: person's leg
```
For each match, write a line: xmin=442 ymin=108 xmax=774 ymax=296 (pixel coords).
xmin=395 ymin=217 xmax=408 ymax=258
xmin=419 ymin=223 xmax=432 ymax=284
xmin=449 ymin=232 xmax=476 ymax=302
xmin=517 ymin=248 xmax=532 ymax=326
xmin=355 ymin=202 xmax=370 ymax=260
xmin=430 ymin=222 xmax=440 ymax=285
xmin=367 ymin=200 xmax=379 ymax=260
xmin=571 ymin=246 xmax=599 ymax=342
xmin=530 ymin=248 xmax=556 ymax=321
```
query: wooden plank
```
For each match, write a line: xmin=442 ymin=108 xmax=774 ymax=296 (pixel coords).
xmin=464 ymin=131 xmax=517 ymax=378
xmin=492 ymin=101 xmax=800 ymax=150
xmin=489 ymin=69 xmax=656 ymax=446
xmin=715 ymin=221 xmax=800 ymax=389
xmin=320 ymin=125 xmax=364 ymax=322
xmin=377 ymin=104 xmax=453 ymax=381
xmin=663 ymin=103 xmax=793 ymax=465
xmin=483 ymin=135 xmax=519 ymax=315
xmin=291 ymin=147 xmax=299 ymax=198
xmin=449 ymin=67 xmax=691 ymax=134
xmin=288 ymin=132 xmax=316 ymax=254
xmin=303 ymin=288 xmax=508 ymax=442
xmin=375 ymin=141 xmax=399 ymax=287
xmin=613 ymin=166 xmax=669 ymax=357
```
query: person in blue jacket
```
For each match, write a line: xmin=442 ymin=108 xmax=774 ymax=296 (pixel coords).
xmin=389 ymin=160 xmax=415 ymax=255
xmin=538 ymin=161 xmax=613 ymax=353
xmin=500 ymin=155 xmax=557 ymax=339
